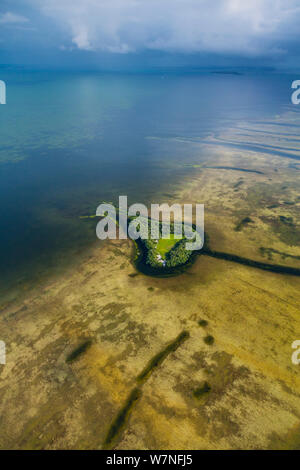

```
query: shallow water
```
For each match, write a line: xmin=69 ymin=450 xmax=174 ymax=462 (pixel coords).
xmin=0 ymin=68 xmax=298 ymax=292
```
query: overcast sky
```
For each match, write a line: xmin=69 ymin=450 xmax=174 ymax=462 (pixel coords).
xmin=1 ymin=0 xmax=300 ymax=69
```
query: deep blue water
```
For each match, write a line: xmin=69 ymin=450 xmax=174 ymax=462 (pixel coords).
xmin=0 ymin=69 xmax=297 ymax=291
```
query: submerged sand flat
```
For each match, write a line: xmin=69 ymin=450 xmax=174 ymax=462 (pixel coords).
xmin=0 ymin=111 xmax=300 ymax=450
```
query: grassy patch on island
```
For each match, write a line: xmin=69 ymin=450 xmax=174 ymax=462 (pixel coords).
xmin=156 ymin=233 xmax=183 ymax=258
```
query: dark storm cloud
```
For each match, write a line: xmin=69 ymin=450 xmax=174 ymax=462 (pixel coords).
xmin=1 ymin=0 xmax=300 ymax=67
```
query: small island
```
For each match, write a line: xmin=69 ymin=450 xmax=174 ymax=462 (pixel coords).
xmin=143 ymin=232 xmax=192 ymax=268
xmin=132 ymin=217 xmax=199 ymax=277
xmin=81 ymin=208 xmax=300 ymax=278
xmin=80 ymin=205 xmax=201 ymax=276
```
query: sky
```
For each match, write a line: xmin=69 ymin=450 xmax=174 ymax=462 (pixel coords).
xmin=1 ymin=0 xmax=300 ymax=70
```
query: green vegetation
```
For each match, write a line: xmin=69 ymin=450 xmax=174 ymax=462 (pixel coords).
xmin=103 ymin=387 xmax=142 ymax=448
xmin=204 ymin=335 xmax=214 ymax=345
xmin=259 ymin=247 xmax=300 ymax=261
xmin=205 ymin=166 xmax=264 ymax=175
xmin=259 ymin=213 xmax=299 ymax=245
xmin=203 ymin=248 xmax=300 ymax=276
xmin=233 ymin=179 xmax=244 ymax=189
xmin=103 ymin=328 xmax=191 ymax=448
xmin=137 ymin=330 xmax=190 ymax=382
xmin=193 ymin=381 xmax=211 ymax=399
xmin=81 ymin=205 xmax=300 ymax=279
xmin=141 ymin=221 xmax=197 ymax=269
xmin=279 ymin=215 xmax=294 ymax=226
xmin=156 ymin=233 xmax=182 ymax=256
xmin=165 ymin=238 xmax=193 ymax=267
xmin=198 ymin=319 xmax=208 ymax=327
xmin=80 ymin=206 xmax=197 ymax=273
xmin=235 ymin=216 xmax=253 ymax=232
xmin=104 ymin=330 xmax=190 ymax=447
xmin=66 ymin=340 xmax=92 ymax=363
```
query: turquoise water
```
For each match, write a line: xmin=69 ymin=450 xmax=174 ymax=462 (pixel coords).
xmin=0 ymin=69 xmax=297 ymax=291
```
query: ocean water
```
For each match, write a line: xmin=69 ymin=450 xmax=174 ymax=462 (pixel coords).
xmin=0 ymin=69 xmax=297 ymax=292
